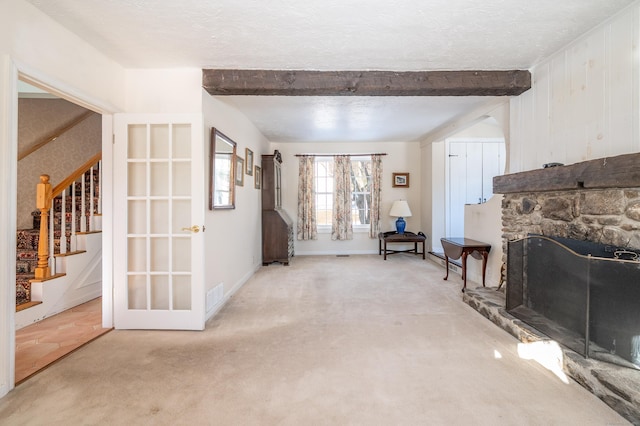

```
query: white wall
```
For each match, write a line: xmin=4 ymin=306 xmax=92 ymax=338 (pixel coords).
xmin=124 ymin=69 xmax=202 ymax=114
xmin=446 ymin=118 xmax=504 ymax=141
xmin=425 ymin=103 xmax=509 ymax=256
xmin=0 ymin=55 xmax=19 ymax=401
xmin=0 ymin=0 xmax=127 ymax=400
xmin=0 ymin=0 xmax=125 ymax=112
xmin=272 ymin=141 xmax=422 ymax=255
xmin=202 ymin=95 xmax=270 ymax=311
xmin=510 ymin=2 xmax=640 ymax=173
xmin=428 ymin=141 xmax=446 ymax=253
xmin=463 ymin=195 xmax=503 ymax=287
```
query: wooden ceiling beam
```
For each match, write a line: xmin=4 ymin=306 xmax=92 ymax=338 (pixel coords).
xmin=202 ymin=69 xmax=531 ymax=96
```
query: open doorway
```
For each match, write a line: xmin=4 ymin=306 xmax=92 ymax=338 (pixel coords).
xmin=14 ymin=80 xmax=109 ymax=384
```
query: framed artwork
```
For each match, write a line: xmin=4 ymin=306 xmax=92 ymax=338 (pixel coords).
xmin=245 ymin=148 xmax=254 ymax=175
xmin=236 ymin=156 xmax=244 ymax=186
xmin=254 ymin=165 xmax=261 ymax=189
xmin=392 ymin=172 xmax=410 ymax=188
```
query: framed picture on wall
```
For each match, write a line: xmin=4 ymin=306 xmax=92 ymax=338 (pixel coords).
xmin=245 ymin=148 xmax=254 ymax=175
xmin=254 ymin=165 xmax=261 ymax=189
xmin=236 ymin=156 xmax=245 ymax=186
xmin=392 ymin=172 xmax=410 ymax=188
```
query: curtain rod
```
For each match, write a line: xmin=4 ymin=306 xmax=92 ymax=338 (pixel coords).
xmin=295 ymin=153 xmax=387 ymax=157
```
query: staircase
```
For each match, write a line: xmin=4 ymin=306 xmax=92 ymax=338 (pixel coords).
xmin=16 ymin=228 xmax=39 ymax=307
xmin=15 ymin=156 xmax=103 ymax=328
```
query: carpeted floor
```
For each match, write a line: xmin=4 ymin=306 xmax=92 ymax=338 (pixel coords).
xmin=0 ymin=255 xmax=629 ymax=425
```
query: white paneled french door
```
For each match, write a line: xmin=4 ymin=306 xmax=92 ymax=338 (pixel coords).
xmin=113 ymin=114 xmax=204 ymax=330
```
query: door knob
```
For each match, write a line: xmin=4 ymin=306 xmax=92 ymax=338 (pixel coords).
xmin=181 ymin=225 xmax=200 ymax=233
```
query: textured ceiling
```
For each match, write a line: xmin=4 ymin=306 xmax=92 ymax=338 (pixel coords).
xmin=27 ymin=0 xmax=636 ymax=142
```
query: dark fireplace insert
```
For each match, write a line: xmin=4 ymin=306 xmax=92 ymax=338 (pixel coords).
xmin=507 ymin=235 xmax=640 ymax=370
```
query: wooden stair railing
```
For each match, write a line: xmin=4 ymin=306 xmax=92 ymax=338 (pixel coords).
xmin=34 ymin=152 xmax=102 ymax=280
xmin=18 ymin=111 xmax=95 ymax=161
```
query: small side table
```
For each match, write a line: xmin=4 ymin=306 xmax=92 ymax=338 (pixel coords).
xmin=379 ymin=231 xmax=426 ymax=260
xmin=440 ymin=237 xmax=491 ymax=292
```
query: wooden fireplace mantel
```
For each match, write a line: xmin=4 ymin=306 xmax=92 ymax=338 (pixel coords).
xmin=493 ymin=152 xmax=640 ymax=194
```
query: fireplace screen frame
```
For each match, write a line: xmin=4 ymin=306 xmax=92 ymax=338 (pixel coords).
xmin=507 ymin=235 xmax=640 ymax=370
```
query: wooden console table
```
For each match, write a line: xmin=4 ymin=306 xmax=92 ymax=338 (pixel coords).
xmin=440 ymin=237 xmax=491 ymax=292
xmin=379 ymin=231 xmax=426 ymax=260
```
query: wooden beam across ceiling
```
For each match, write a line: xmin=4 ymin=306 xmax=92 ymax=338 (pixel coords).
xmin=202 ymin=69 xmax=531 ymax=96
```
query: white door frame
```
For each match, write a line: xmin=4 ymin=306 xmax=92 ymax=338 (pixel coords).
xmin=0 ymin=58 xmax=117 ymax=398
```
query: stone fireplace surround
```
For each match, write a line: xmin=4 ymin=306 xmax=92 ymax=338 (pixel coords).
xmin=462 ymin=152 xmax=640 ymax=424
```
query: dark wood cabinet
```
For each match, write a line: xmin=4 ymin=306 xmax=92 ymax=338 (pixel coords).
xmin=262 ymin=151 xmax=294 ymax=265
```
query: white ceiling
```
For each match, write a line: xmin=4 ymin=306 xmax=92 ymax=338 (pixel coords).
xmin=27 ymin=0 xmax=636 ymax=142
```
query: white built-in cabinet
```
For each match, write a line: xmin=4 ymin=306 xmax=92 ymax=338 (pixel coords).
xmin=447 ymin=140 xmax=505 ymax=237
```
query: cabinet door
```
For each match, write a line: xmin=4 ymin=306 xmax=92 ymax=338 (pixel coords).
xmin=482 ymin=142 xmax=506 ymax=202
xmin=275 ymin=160 xmax=282 ymax=208
xmin=465 ymin=143 xmax=483 ymax=204
xmin=448 ymin=142 xmax=467 ymax=237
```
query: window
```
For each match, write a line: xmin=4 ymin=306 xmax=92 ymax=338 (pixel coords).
xmin=315 ymin=157 xmax=372 ymax=228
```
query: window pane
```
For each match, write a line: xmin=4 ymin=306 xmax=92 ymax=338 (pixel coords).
xmin=314 ymin=158 xmax=372 ymax=227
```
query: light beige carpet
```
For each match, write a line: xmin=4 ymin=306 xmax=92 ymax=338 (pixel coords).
xmin=0 ymin=255 xmax=629 ymax=425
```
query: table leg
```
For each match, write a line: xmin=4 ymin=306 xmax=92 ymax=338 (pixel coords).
xmin=481 ymin=250 xmax=488 ymax=287
xmin=461 ymin=251 xmax=468 ymax=292
xmin=443 ymin=255 xmax=450 ymax=280
xmin=421 ymin=240 xmax=425 ymax=259
xmin=383 ymin=240 xmax=387 ymax=260
xmin=378 ymin=238 xmax=382 ymax=255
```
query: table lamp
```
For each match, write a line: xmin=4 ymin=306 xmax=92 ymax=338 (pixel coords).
xmin=389 ymin=200 xmax=412 ymax=234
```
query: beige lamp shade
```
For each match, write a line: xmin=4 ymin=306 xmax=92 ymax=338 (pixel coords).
xmin=389 ymin=200 xmax=412 ymax=217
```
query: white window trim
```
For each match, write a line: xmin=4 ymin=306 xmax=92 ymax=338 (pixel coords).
xmin=314 ymin=156 xmax=372 ymax=232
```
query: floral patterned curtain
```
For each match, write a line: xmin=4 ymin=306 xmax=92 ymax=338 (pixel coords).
xmin=369 ymin=154 xmax=383 ymax=238
xmin=332 ymin=155 xmax=353 ymax=240
xmin=297 ymin=155 xmax=317 ymax=240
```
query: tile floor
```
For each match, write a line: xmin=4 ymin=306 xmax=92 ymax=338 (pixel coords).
xmin=14 ymin=297 xmax=112 ymax=384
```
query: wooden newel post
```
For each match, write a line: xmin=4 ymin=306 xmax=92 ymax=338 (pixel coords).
xmin=35 ymin=174 xmax=52 ymax=279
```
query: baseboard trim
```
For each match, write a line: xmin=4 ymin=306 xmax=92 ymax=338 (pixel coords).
xmin=205 ymin=262 xmax=261 ymax=323
xmin=293 ymin=250 xmax=378 ymax=256
xmin=427 ymin=252 xmax=462 ymax=275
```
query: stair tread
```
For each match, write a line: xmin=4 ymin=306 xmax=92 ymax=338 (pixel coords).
xmin=54 ymin=250 xmax=87 ymax=257
xmin=30 ymin=273 xmax=66 ymax=283
xmin=16 ymin=301 xmax=42 ymax=312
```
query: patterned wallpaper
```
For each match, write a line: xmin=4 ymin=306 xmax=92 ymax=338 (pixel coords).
xmin=17 ymin=98 xmax=101 ymax=229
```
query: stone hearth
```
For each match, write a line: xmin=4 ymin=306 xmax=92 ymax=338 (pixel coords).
xmin=487 ymin=152 xmax=640 ymax=424
xmin=463 ymin=287 xmax=640 ymax=424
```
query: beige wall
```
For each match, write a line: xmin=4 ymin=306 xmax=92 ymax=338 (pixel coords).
xmin=203 ymin=95 xmax=270 ymax=306
xmin=272 ymin=141 xmax=422 ymax=255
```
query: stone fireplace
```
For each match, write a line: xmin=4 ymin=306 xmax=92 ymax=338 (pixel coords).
xmin=485 ymin=152 xmax=640 ymax=423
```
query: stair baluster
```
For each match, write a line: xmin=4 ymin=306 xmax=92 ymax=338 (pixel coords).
xmin=70 ymin=182 xmax=77 ymax=252
xmin=81 ymin=170 xmax=87 ymax=233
